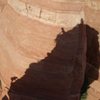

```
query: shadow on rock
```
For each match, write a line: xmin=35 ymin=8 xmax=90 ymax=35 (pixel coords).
xmin=3 ymin=21 xmax=99 ymax=100
xmin=81 ymin=25 xmax=100 ymax=96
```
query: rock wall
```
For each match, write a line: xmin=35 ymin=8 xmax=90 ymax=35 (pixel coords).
xmin=84 ymin=2 xmax=100 ymax=100
xmin=0 ymin=0 xmax=100 ymax=100
xmin=8 ymin=0 xmax=84 ymax=27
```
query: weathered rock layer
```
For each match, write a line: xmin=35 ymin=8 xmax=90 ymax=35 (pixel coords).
xmin=0 ymin=0 xmax=100 ymax=100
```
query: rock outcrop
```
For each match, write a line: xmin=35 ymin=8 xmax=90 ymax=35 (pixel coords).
xmin=0 ymin=0 xmax=100 ymax=100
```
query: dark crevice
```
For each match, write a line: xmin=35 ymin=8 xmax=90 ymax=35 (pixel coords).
xmin=81 ymin=25 xmax=99 ymax=97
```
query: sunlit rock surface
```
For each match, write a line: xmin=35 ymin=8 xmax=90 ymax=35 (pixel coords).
xmin=0 ymin=0 xmax=100 ymax=100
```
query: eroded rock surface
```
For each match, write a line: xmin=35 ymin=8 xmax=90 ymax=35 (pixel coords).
xmin=0 ymin=0 xmax=100 ymax=100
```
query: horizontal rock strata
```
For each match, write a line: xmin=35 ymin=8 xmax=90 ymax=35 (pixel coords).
xmin=0 ymin=0 xmax=100 ymax=100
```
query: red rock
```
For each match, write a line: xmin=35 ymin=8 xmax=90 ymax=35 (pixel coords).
xmin=0 ymin=0 xmax=100 ymax=100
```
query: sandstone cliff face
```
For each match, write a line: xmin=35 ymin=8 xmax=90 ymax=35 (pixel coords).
xmin=0 ymin=0 xmax=100 ymax=100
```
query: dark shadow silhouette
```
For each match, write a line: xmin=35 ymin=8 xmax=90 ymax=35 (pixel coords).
xmin=81 ymin=25 xmax=100 ymax=96
xmin=2 ymin=95 xmax=8 ymax=100
xmin=3 ymin=21 xmax=99 ymax=100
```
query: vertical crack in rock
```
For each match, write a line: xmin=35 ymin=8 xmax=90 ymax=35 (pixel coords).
xmin=25 ymin=3 xmax=28 ymax=17
xmin=39 ymin=8 xmax=42 ymax=18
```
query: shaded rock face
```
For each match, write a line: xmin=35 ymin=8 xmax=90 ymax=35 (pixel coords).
xmin=3 ymin=23 xmax=99 ymax=100
xmin=1 ymin=22 xmax=99 ymax=100
xmin=7 ymin=22 xmax=86 ymax=100
xmin=0 ymin=0 xmax=100 ymax=100
xmin=81 ymin=25 xmax=99 ymax=95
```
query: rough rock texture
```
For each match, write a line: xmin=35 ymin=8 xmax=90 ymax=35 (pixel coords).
xmin=7 ymin=22 xmax=86 ymax=100
xmin=0 ymin=0 xmax=100 ymax=100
